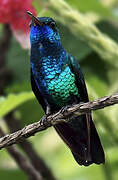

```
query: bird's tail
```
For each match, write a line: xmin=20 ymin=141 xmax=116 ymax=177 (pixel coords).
xmin=54 ymin=114 xmax=105 ymax=166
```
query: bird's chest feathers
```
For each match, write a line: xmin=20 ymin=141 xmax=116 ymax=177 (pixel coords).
xmin=36 ymin=58 xmax=79 ymax=106
xmin=47 ymin=66 xmax=78 ymax=104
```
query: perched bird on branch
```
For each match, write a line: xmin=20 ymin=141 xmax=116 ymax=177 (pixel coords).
xmin=27 ymin=11 xmax=105 ymax=166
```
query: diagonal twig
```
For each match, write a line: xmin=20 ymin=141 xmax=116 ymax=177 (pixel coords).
xmin=5 ymin=113 xmax=57 ymax=180
xmin=0 ymin=93 xmax=118 ymax=150
xmin=0 ymin=128 xmax=42 ymax=180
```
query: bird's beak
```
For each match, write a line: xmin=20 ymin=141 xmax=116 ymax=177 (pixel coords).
xmin=27 ymin=11 xmax=43 ymax=26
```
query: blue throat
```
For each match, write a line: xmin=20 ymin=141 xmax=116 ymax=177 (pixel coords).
xmin=30 ymin=22 xmax=64 ymax=65
xmin=30 ymin=40 xmax=66 ymax=68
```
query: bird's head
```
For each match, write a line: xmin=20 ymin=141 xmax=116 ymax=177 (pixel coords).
xmin=27 ymin=11 xmax=60 ymax=45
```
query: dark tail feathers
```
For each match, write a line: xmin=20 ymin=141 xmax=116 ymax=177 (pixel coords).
xmin=54 ymin=114 xmax=105 ymax=166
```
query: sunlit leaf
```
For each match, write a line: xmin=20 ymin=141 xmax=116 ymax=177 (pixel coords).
xmin=65 ymin=0 xmax=112 ymax=18
xmin=0 ymin=92 xmax=34 ymax=118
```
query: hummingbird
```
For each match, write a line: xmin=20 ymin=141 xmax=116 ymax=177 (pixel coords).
xmin=27 ymin=11 xmax=105 ymax=166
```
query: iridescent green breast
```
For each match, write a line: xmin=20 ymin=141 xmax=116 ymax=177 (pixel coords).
xmin=46 ymin=66 xmax=79 ymax=107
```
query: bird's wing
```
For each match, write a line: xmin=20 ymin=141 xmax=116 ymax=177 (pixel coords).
xmin=68 ymin=55 xmax=91 ymax=161
xmin=31 ymin=68 xmax=47 ymax=112
xmin=68 ymin=55 xmax=89 ymax=102
xmin=67 ymin=55 xmax=104 ymax=165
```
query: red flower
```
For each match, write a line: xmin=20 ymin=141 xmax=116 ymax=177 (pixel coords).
xmin=0 ymin=0 xmax=36 ymax=32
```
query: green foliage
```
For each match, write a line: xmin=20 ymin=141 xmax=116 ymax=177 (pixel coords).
xmin=0 ymin=170 xmax=27 ymax=180
xmin=0 ymin=92 xmax=34 ymax=118
xmin=1 ymin=0 xmax=118 ymax=179
xmin=65 ymin=0 xmax=112 ymax=17
xmin=7 ymin=37 xmax=30 ymax=82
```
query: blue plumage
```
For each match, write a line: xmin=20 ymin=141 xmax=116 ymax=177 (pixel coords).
xmin=28 ymin=12 xmax=105 ymax=166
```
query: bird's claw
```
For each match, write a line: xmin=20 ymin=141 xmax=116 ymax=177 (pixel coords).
xmin=61 ymin=105 xmax=71 ymax=115
xmin=40 ymin=114 xmax=48 ymax=127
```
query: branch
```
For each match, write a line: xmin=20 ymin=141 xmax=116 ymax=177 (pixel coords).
xmin=5 ymin=113 xmax=57 ymax=180
xmin=0 ymin=93 xmax=118 ymax=149
xmin=0 ymin=128 xmax=42 ymax=180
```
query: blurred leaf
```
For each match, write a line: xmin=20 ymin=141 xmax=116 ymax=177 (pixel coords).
xmin=65 ymin=0 xmax=112 ymax=18
xmin=59 ymin=23 xmax=92 ymax=59
xmin=18 ymin=99 xmax=44 ymax=126
xmin=0 ymin=92 xmax=34 ymax=118
xmin=81 ymin=52 xmax=110 ymax=97
xmin=0 ymin=169 xmax=27 ymax=180
xmin=6 ymin=37 xmax=30 ymax=82
xmin=97 ymin=20 xmax=118 ymax=43
xmin=5 ymin=82 xmax=31 ymax=94
xmin=33 ymin=0 xmax=44 ymax=13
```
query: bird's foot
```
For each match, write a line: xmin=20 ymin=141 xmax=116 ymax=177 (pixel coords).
xmin=40 ymin=105 xmax=52 ymax=127
xmin=40 ymin=114 xmax=49 ymax=128
xmin=46 ymin=106 xmax=52 ymax=115
xmin=60 ymin=105 xmax=71 ymax=116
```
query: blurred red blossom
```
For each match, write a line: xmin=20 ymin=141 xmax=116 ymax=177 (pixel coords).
xmin=0 ymin=0 xmax=36 ymax=48
xmin=0 ymin=0 xmax=36 ymax=31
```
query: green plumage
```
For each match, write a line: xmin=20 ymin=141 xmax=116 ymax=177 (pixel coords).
xmin=47 ymin=66 xmax=79 ymax=106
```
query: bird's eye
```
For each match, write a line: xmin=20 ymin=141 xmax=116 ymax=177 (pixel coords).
xmin=49 ymin=21 xmax=56 ymax=29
